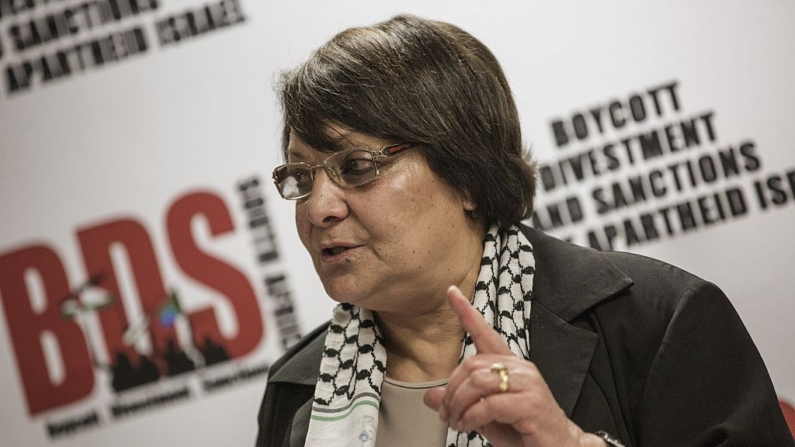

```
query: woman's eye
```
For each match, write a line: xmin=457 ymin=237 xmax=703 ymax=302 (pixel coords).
xmin=340 ymin=155 xmax=374 ymax=174
xmin=291 ymin=168 xmax=311 ymax=185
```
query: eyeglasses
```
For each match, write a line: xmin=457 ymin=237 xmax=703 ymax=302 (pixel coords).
xmin=272 ymin=142 xmax=414 ymax=200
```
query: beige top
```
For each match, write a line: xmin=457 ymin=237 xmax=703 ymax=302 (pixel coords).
xmin=375 ymin=377 xmax=449 ymax=447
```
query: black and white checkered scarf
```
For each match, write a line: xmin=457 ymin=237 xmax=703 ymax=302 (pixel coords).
xmin=305 ymin=225 xmax=535 ymax=447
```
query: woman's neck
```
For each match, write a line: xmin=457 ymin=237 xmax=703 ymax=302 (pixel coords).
xmin=375 ymin=218 xmax=486 ymax=383
xmin=374 ymin=256 xmax=482 ymax=383
xmin=375 ymin=304 xmax=464 ymax=383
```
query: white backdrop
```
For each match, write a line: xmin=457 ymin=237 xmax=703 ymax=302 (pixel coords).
xmin=0 ymin=1 xmax=793 ymax=446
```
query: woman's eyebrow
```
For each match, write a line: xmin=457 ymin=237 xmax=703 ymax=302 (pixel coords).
xmin=325 ymin=127 xmax=359 ymax=150
xmin=286 ymin=149 xmax=307 ymax=161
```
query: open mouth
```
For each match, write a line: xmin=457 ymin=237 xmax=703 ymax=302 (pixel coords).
xmin=323 ymin=246 xmax=350 ymax=256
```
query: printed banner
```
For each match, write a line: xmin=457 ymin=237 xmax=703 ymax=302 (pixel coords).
xmin=1 ymin=1 xmax=792 ymax=445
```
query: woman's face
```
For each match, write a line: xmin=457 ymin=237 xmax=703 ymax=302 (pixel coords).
xmin=289 ymin=127 xmax=486 ymax=314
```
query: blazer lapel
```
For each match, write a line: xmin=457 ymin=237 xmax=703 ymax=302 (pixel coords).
xmin=530 ymin=303 xmax=598 ymax=416
xmin=267 ymin=324 xmax=327 ymax=447
xmin=524 ymin=226 xmax=633 ymax=416
xmin=289 ymin=400 xmax=314 ymax=447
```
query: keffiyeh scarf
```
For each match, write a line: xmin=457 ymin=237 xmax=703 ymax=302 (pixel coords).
xmin=305 ymin=225 xmax=535 ymax=447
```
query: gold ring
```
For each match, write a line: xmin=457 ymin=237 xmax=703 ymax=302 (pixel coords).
xmin=490 ymin=362 xmax=509 ymax=393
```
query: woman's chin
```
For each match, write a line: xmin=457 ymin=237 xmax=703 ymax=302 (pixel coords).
xmin=322 ymin=280 xmax=367 ymax=306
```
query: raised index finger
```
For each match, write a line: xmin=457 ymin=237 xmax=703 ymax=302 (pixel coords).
xmin=447 ymin=285 xmax=512 ymax=355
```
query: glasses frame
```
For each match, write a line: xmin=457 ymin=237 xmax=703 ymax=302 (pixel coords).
xmin=273 ymin=142 xmax=414 ymax=200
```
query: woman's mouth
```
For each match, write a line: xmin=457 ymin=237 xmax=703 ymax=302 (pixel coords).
xmin=325 ymin=246 xmax=349 ymax=256
xmin=320 ymin=245 xmax=357 ymax=263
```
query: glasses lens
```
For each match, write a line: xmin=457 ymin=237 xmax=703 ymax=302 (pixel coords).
xmin=274 ymin=164 xmax=312 ymax=199
xmin=332 ymin=149 xmax=377 ymax=187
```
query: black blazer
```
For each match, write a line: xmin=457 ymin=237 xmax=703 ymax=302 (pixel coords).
xmin=256 ymin=227 xmax=794 ymax=447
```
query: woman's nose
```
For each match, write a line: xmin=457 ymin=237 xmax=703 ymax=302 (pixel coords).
xmin=304 ymin=170 xmax=349 ymax=227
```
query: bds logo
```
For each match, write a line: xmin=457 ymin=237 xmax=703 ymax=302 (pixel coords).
xmin=0 ymin=179 xmax=298 ymax=432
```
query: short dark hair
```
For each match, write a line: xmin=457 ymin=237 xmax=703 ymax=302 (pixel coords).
xmin=278 ymin=14 xmax=536 ymax=228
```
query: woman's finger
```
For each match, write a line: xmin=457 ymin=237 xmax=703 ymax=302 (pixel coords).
xmin=447 ymin=285 xmax=512 ymax=355
xmin=423 ymin=386 xmax=445 ymax=413
xmin=446 ymin=361 xmax=539 ymax=428
xmin=441 ymin=354 xmax=512 ymax=420
xmin=454 ymin=393 xmax=517 ymax=433
xmin=446 ymin=365 xmax=503 ymax=425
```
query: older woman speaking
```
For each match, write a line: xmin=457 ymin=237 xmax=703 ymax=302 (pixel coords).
xmin=256 ymin=15 xmax=793 ymax=447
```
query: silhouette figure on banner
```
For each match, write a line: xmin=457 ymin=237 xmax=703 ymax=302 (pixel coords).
xmin=164 ymin=338 xmax=196 ymax=376
xmin=111 ymin=352 xmax=160 ymax=392
xmin=199 ymin=336 xmax=230 ymax=366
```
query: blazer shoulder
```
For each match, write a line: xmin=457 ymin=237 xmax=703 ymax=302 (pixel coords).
xmin=268 ymin=321 xmax=328 ymax=385
xmin=600 ymin=249 xmax=714 ymax=306
xmin=522 ymin=224 xmax=714 ymax=313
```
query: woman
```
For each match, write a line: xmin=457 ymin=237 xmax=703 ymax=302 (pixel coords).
xmin=256 ymin=15 xmax=793 ymax=447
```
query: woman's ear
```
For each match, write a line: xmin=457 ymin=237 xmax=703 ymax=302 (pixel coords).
xmin=462 ymin=191 xmax=477 ymax=212
xmin=463 ymin=193 xmax=484 ymax=220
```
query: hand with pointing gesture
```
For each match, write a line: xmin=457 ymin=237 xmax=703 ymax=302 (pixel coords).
xmin=423 ymin=286 xmax=606 ymax=447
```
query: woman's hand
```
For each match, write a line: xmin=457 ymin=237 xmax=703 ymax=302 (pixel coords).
xmin=423 ymin=286 xmax=606 ymax=447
